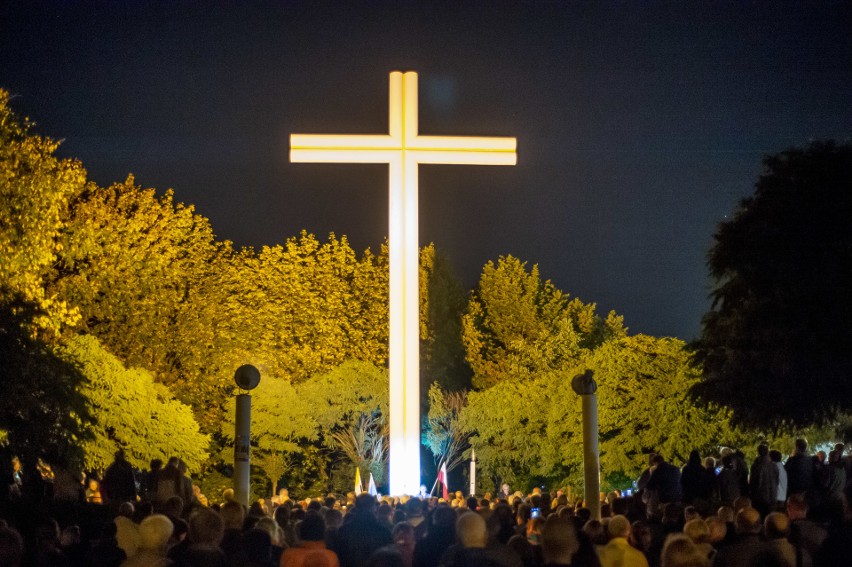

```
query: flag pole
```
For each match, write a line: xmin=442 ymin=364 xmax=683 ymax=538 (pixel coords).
xmin=430 ymin=457 xmax=445 ymax=496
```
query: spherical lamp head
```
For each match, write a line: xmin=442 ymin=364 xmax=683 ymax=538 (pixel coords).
xmin=571 ymin=369 xmax=597 ymax=395
xmin=234 ymin=364 xmax=261 ymax=390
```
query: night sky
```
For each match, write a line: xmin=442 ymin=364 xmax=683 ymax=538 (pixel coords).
xmin=3 ymin=1 xmax=851 ymax=340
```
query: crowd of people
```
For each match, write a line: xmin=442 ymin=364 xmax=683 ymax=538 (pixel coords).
xmin=0 ymin=440 xmax=850 ymax=566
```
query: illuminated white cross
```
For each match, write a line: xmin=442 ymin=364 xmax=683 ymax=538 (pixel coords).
xmin=291 ymin=71 xmax=516 ymax=495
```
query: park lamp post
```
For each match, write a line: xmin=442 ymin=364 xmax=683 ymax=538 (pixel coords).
xmin=571 ymin=369 xmax=601 ymax=521
xmin=233 ymin=364 xmax=261 ymax=507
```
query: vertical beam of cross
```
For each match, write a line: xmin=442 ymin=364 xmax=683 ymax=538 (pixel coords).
xmin=291 ymin=71 xmax=516 ymax=495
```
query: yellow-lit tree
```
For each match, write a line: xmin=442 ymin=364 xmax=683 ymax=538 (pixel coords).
xmin=48 ymin=176 xmax=236 ymax=424
xmin=56 ymin=334 xmax=210 ymax=472
xmin=461 ymin=334 xmax=748 ymax=490
xmin=0 ymin=90 xmax=86 ymax=334
xmin=462 ymin=255 xmax=625 ymax=390
xmin=222 ymin=360 xmax=389 ymax=494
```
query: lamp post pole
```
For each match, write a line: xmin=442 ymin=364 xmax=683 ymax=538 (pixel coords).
xmin=571 ymin=370 xmax=600 ymax=521
xmin=233 ymin=365 xmax=261 ymax=507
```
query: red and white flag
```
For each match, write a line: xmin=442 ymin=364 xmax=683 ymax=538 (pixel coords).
xmin=437 ymin=462 xmax=449 ymax=500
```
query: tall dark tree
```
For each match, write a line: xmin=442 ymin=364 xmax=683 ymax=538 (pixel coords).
xmin=0 ymin=294 xmax=93 ymax=472
xmin=693 ymin=141 xmax=852 ymax=428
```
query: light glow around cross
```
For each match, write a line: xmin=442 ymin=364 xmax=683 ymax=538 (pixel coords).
xmin=291 ymin=71 xmax=516 ymax=495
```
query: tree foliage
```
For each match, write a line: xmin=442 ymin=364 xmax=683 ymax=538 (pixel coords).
xmin=49 ymin=176 xmax=235 ymax=419
xmin=424 ymin=383 xmax=471 ymax=472
xmin=47 ymin=173 xmax=391 ymax=427
xmin=56 ymin=334 xmax=209 ymax=472
xmin=420 ymin=245 xmax=471 ymax=392
xmin=694 ymin=141 xmax=852 ymax=428
xmin=223 ymin=360 xmax=389 ymax=493
xmin=587 ymin=335 xmax=747 ymax=474
xmin=462 ymin=255 xmax=625 ymax=390
xmin=0 ymin=90 xmax=85 ymax=333
xmin=0 ymin=295 xmax=92 ymax=470
xmin=461 ymin=334 xmax=748 ymax=490
xmin=220 ymin=233 xmax=389 ymax=387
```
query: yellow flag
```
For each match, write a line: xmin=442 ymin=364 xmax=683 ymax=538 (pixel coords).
xmin=354 ymin=467 xmax=363 ymax=496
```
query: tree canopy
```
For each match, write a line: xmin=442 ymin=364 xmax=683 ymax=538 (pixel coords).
xmin=461 ymin=334 xmax=747 ymax=490
xmin=48 ymin=176 xmax=235 ymax=421
xmin=56 ymin=334 xmax=209 ymax=472
xmin=0 ymin=90 xmax=85 ymax=334
xmin=0 ymin=296 xmax=92 ymax=470
xmin=223 ymin=360 xmax=389 ymax=494
xmin=462 ymin=255 xmax=625 ymax=390
xmin=693 ymin=141 xmax=852 ymax=429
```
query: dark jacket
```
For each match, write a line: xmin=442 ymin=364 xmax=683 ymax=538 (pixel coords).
xmin=102 ymin=457 xmax=137 ymax=505
xmin=336 ymin=511 xmax=393 ymax=567
xmin=749 ymin=455 xmax=779 ymax=507
xmin=646 ymin=462 xmax=682 ymax=503
xmin=786 ymin=452 xmax=815 ymax=495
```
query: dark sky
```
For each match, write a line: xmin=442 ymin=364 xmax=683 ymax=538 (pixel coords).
xmin=2 ymin=1 xmax=851 ymax=340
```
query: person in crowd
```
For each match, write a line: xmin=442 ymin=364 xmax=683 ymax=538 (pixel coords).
xmin=391 ymin=522 xmax=416 ymax=567
xmin=598 ymin=515 xmax=649 ymax=567
xmin=438 ymin=511 xmax=502 ymax=567
xmin=636 ymin=455 xmax=656 ymax=495
xmin=86 ymin=476 xmax=104 ymax=504
xmin=336 ymin=494 xmax=393 ymax=567
xmin=645 ymin=455 xmax=682 ymax=519
xmin=540 ymin=515 xmax=580 ymax=567
xmin=716 ymin=455 xmax=740 ymax=506
xmin=161 ymin=496 xmax=185 ymax=522
xmin=238 ymin=528 xmax=276 ymax=567
xmin=659 ymin=534 xmax=710 ymax=567
xmin=681 ymin=518 xmax=715 ymax=563
xmin=153 ymin=457 xmax=183 ymax=508
xmin=280 ymin=510 xmax=340 ymax=567
xmin=507 ymin=515 xmax=543 ymax=567
xmin=704 ymin=515 xmax=727 ymax=551
xmin=785 ymin=439 xmax=815 ymax=497
xmin=253 ymin=516 xmax=286 ymax=564
xmin=680 ymin=450 xmax=703 ymax=504
xmin=412 ymin=505 xmax=457 ymax=567
xmin=715 ymin=506 xmax=737 ymax=546
xmin=220 ymin=499 xmax=247 ymax=562
xmin=172 ymin=507 xmax=228 ymax=566
xmin=764 ymin=512 xmax=799 ymax=567
xmin=121 ymin=513 xmax=173 ymax=567
xmin=87 ymin=521 xmax=127 ymax=567
xmin=786 ymin=493 xmax=828 ymax=559
xmin=628 ymin=521 xmax=652 ymax=558
xmin=696 ymin=457 xmax=718 ymax=506
xmin=274 ymin=504 xmax=299 ymax=548
xmin=102 ymin=450 xmax=137 ymax=508
xmin=770 ymin=450 xmax=788 ymax=510
xmin=823 ymin=449 xmax=846 ymax=501
xmin=713 ymin=507 xmax=769 ymax=567
xmin=582 ymin=520 xmax=607 ymax=552
xmin=60 ymin=524 xmax=87 ymax=566
xmin=749 ymin=444 xmax=779 ymax=517
xmin=29 ymin=517 xmax=67 ymax=566
xmin=732 ymin=450 xmax=750 ymax=498
xmin=176 ymin=460 xmax=196 ymax=509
